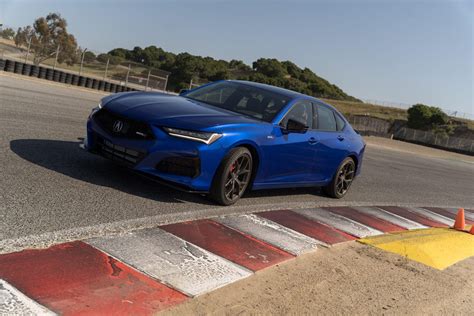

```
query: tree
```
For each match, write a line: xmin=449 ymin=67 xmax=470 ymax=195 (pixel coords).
xmin=14 ymin=26 xmax=34 ymax=47
xmin=407 ymin=104 xmax=449 ymax=129
xmin=0 ymin=27 xmax=15 ymax=40
xmin=252 ymin=58 xmax=288 ymax=78
xmin=83 ymin=51 xmax=96 ymax=63
xmin=14 ymin=13 xmax=78 ymax=65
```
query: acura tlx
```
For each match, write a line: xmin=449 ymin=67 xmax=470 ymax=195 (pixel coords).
xmin=84 ymin=80 xmax=365 ymax=205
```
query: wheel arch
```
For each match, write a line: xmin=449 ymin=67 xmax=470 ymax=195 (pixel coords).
xmin=347 ymin=153 xmax=359 ymax=174
xmin=228 ymin=140 xmax=262 ymax=190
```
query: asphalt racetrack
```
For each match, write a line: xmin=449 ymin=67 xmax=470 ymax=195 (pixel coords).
xmin=1 ymin=73 xmax=473 ymax=247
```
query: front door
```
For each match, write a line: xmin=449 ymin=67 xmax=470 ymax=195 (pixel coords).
xmin=264 ymin=100 xmax=319 ymax=184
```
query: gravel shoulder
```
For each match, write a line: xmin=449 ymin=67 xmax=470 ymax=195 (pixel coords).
xmin=162 ymin=242 xmax=474 ymax=315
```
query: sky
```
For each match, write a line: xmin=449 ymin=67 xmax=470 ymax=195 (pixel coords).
xmin=1 ymin=0 xmax=473 ymax=114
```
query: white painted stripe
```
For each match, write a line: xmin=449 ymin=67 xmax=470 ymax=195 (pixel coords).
xmin=0 ymin=279 xmax=56 ymax=316
xmin=295 ymin=208 xmax=383 ymax=238
xmin=87 ymin=228 xmax=252 ymax=297
xmin=439 ymin=208 xmax=474 ymax=222
xmin=408 ymin=207 xmax=454 ymax=226
xmin=216 ymin=214 xmax=323 ymax=255
xmin=352 ymin=206 xmax=427 ymax=230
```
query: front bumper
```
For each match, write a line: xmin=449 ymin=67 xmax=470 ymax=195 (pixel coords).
xmin=85 ymin=117 xmax=227 ymax=192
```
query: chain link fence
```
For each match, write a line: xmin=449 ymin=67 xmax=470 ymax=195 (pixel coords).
xmin=393 ymin=127 xmax=474 ymax=154
xmin=0 ymin=41 xmax=170 ymax=92
xmin=347 ymin=115 xmax=474 ymax=155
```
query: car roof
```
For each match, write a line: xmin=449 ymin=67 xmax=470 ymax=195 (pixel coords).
xmin=227 ymin=80 xmax=303 ymax=99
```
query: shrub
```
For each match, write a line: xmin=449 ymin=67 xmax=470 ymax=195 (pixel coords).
xmin=407 ymin=104 xmax=448 ymax=130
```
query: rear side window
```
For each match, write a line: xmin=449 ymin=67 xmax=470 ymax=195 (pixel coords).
xmin=334 ymin=112 xmax=346 ymax=131
xmin=317 ymin=105 xmax=337 ymax=131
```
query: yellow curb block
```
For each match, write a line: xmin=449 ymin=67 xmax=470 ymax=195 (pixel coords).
xmin=358 ymin=227 xmax=474 ymax=270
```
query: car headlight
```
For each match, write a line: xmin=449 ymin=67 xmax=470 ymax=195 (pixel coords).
xmin=89 ymin=102 xmax=102 ymax=118
xmin=163 ymin=127 xmax=222 ymax=145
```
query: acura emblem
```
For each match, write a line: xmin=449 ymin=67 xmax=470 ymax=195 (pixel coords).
xmin=113 ymin=120 xmax=124 ymax=133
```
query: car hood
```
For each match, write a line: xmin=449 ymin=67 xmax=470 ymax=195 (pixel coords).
xmin=103 ymin=91 xmax=261 ymax=130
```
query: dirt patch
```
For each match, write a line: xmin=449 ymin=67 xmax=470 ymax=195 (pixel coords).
xmin=161 ymin=242 xmax=473 ymax=315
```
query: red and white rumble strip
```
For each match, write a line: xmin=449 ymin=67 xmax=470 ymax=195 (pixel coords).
xmin=0 ymin=206 xmax=472 ymax=315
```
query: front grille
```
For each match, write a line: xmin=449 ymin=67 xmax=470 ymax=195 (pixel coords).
xmin=93 ymin=108 xmax=155 ymax=140
xmin=156 ymin=157 xmax=200 ymax=178
xmin=95 ymin=136 xmax=146 ymax=166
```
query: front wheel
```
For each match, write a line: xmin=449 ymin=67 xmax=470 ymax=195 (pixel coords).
xmin=210 ymin=147 xmax=253 ymax=205
xmin=322 ymin=157 xmax=356 ymax=198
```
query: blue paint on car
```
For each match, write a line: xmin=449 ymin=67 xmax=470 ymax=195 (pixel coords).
xmin=85 ymin=80 xmax=365 ymax=204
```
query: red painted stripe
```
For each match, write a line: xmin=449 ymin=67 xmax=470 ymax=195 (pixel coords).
xmin=377 ymin=206 xmax=447 ymax=227
xmin=323 ymin=207 xmax=406 ymax=233
xmin=257 ymin=210 xmax=356 ymax=244
xmin=0 ymin=241 xmax=187 ymax=315
xmin=423 ymin=207 xmax=474 ymax=225
xmin=161 ymin=219 xmax=293 ymax=271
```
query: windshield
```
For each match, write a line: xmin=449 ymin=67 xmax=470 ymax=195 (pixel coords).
xmin=184 ymin=81 xmax=291 ymax=122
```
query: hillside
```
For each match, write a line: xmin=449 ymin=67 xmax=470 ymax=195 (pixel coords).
xmin=107 ymin=46 xmax=360 ymax=102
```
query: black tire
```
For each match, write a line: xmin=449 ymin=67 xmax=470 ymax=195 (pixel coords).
xmin=210 ymin=147 xmax=253 ymax=205
xmin=322 ymin=157 xmax=356 ymax=198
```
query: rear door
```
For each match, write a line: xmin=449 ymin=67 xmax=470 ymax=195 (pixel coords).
xmin=312 ymin=103 xmax=349 ymax=181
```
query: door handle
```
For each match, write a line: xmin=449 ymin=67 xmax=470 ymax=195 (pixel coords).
xmin=337 ymin=135 xmax=345 ymax=141
xmin=308 ymin=137 xmax=318 ymax=145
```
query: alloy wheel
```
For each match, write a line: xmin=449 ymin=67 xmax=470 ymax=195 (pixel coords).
xmin=224 ymin=154 xmax=252 ymax=201
xmin=335 ymin=161 xmax=355 ymax=196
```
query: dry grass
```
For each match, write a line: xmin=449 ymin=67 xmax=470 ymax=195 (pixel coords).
xmin=321 ymin=98 xmax=407 ymax=121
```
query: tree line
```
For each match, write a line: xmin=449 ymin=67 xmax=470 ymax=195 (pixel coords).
xmin=10 ymin=12 xmax=360 ymax=101
xmin=106 ymin=46 xmax=361 ymax=101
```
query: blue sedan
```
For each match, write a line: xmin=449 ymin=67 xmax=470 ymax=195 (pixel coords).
xmin=84 ymin=80 xmax=365 ymax=205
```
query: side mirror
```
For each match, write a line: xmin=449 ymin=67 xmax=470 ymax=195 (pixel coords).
xmin=284 ymin=119 xmax=308 ymax=133
xmin=179 ymin=89 xmax=189 ymax=96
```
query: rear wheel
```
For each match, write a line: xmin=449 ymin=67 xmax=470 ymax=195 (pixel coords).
xmin=323 ymin=157 xmax=355 ymax=198
xmin=210 ymin=147 xmax=253 ymax=205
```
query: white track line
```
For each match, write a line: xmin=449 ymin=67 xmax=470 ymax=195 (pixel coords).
xmin=87 ymin=228 xmax=252 ymax=297
xmin=216 ymin=214 xmax=323 ymax=255
xmin=432 ymin=207 xmax=474 ymax=222
xmin=295 ymin=208 xmax=383 ymax=237
xmin=407 ymin=207 xmax=455 ymax=226
xmin=352 ymin=206 xmax=427 ymax=230
xmin=0 ymin=279 xmax=56 ymax=316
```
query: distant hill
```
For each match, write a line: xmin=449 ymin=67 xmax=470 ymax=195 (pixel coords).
xmin=107 ymin=46 xmax=361 ymax=102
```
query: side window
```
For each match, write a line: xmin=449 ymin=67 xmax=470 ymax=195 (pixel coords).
xmin=317 ymin=105 xmax=337 ymax=131
xmin=280 ymin=101 xmax=313 ymax=129
xmin=334 ymin=112 xmax=346 ymax=131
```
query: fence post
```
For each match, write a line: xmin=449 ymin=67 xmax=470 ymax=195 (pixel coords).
xmin=434 ymin=134 xmax=438 ymax=146
xmin=470 ymin=141 xmax=473 ymax=153
xmin=145 ymin=69 xmax=151 ymax=91
xmin=24 ymin=36 xmax=32 ymax=63
xmin=189 ymin=79 xmax=193 ymax=90
xmin=125 ymin=64 xmax=131 ymax=88
xmin=53 ymin=45 xmax=60 ymax=70
xmin=164 ymin=74 xmax=169 ymax=92
xmin=79 ymin=48 xmax=87 ymax=75
xmin=103 ymin=58 xmax=109 ymax=80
